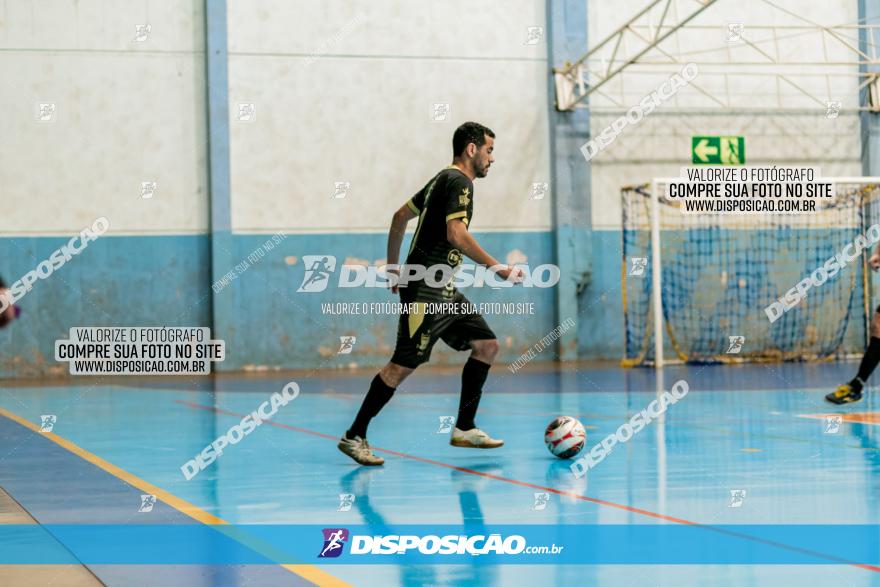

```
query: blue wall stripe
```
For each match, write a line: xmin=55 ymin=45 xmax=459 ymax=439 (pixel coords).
xmin=205 ymin=0 xmax=235 ymax=364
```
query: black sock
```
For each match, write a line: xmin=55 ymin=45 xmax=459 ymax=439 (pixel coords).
xmin=457 ymin=357 xmax=491 ymax=431
xmin=852 ymin=337 xmax=880 ymax=392
xmin=347 ymin=374 xmax=396 ymax=439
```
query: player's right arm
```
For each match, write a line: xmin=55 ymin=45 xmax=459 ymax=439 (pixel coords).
xmin=386 ymin=201 xmax=419 ymax=294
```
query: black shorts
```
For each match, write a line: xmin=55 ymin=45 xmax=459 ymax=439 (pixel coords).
xmin=391 ymin=292 xmax=495 ymax=368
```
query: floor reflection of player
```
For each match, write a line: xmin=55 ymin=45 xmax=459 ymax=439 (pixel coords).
xmin=545 ymin=461 xmax=597 ymax=584
xmin=340 ymin=466 xmax=499 ymax=587
xmin=831 ymin=420 xmax=880 ymax=532
xmin=448 ymin=465 xmax=500 ymax=586
xmin=340 ymin=468 xmax=433 ymax=586
xmin=0 ymin=278 xmax=19 ymax=328
xmin=845 ymin=420 xmax=880 ymax=462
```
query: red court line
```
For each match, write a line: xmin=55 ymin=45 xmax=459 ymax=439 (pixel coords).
xmin=175 ymin=399 xmax=880 ymax=573
xmin=800 ymin=412 xmax=880 ymax=426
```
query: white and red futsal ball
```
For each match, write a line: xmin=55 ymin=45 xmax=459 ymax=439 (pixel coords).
xmin=544 ymin=416 xmax=586 ymax=459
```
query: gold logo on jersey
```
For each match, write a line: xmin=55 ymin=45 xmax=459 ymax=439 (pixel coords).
xmin=447 ymin=249 xmax=462 ymax=267
xmin=459 ymin=187 xmax=470 ymax=206
xmin=417 ymin=333 xmax=431 ymax=352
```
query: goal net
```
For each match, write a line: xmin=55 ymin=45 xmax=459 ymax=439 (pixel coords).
xmin=621 ymin=179 xmax=880 ymax=367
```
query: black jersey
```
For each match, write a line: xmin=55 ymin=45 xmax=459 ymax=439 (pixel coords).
xmin=402 ymin=166 xmax=474 ymax=302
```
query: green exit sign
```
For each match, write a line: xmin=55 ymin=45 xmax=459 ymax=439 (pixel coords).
xmin=691 ymin=136 xmax=745 ymax=165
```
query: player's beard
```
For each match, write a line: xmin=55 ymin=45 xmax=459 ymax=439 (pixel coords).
xmin=476 ymin=161 xmax=490 ymax=178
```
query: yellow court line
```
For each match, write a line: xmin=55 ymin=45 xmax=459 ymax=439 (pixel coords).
xmin=0 ymin=406 xmax=350 ymax=587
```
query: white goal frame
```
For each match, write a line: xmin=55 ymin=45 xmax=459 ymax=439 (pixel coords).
xmin=648 ymin=176 xmax=880 ymax=369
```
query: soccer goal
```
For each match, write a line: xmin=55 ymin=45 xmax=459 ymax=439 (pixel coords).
xmin=622 ymin=177 xmax=880 ymax=368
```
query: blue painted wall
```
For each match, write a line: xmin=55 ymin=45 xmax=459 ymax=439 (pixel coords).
xmin=215 ymin=231 xmax=559 ymax=371
xmin=580 ymin=230 xmax=626 ymax=359
xmin=0 ymin=235 xmax=211 ymax=378
xmin=0 ymin=229 xmax=628 ymax=379
xmin=3 ymin=227 xmax=871 ymax=378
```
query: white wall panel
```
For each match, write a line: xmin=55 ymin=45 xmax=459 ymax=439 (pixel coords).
xmin=229 ymin=0 xmax=547 ymax=60
xmin=228 ymin=0 xmax=552 ymax=233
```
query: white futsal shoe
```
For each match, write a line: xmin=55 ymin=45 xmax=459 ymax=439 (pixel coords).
xmin=338 ymin=435 xmax=385 ymax=466
xmin=449 ymin=427 xmax=504 ymax=449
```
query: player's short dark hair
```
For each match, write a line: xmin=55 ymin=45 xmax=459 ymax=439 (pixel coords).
xmin=452 ymin=122 xmax=495 ymax=157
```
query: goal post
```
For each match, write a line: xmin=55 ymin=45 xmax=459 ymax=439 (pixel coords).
xmin=622 ymin=177 xmax=880 ymax=368
xmin=651 ymin=179 xmax=664 ymax=368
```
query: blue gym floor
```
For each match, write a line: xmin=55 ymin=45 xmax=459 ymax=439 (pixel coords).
xmin=2 ymin=361 xmax=880 ymax=586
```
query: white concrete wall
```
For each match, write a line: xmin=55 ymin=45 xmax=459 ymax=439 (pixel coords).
xmin=588 ymin=0 xmax=862 ymax=229
xmin=2 ymin=0 xmax=862 ymax=236
xmin=0 ymin=0 xmax=207 ymax=235
xmin=227 ymin=0 xmax=552 ymax=234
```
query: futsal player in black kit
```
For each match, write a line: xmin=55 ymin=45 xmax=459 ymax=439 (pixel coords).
xmin=338 ymin=122 xmax=523 ymax=466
